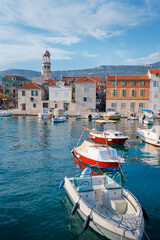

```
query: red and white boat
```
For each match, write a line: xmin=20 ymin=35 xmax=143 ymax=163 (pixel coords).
xmin=89 ymin=129 xmax=128 ymax=145
xmin=72 ymin=140 xmax=124 ymax=170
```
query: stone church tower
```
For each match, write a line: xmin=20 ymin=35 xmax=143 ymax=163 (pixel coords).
xmin=41 ymin=49 xmax=51 ymax=80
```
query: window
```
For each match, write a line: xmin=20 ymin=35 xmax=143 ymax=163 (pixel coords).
xmin=54 ymin=92 xmax=58 ymax=97
xmin=55 ymin=103 xmax=58 ymax=108
xmin=130 ymin=80 xmax=135 ymax=86
xmin=84 ymin=87 xmax=89 ymax=93
xmin=153 ymin=81 xmax=157 ymax=87
xmin=64 ymin=92 xmax=68 ymax=98
xmin=140 ymin=80 xmax=144 ymax=86
xmin=139 ymin=103 xmax=144 ymax=108
xmin=130 ymin=89 xmax=135 ymax=97
xmin=121 ymin=103 xmax=126 ymax=108
xmin=33 ymin=103 xmax=36 ymax=108
xmin=112 ymin=80 xmax=116 ymax=86
xmin=63 ymin=103 xmax=69 ymax=111
xmin=22 ymin=103 xmax=26 ymax=110
xmin=130 ymin=102 xmax=135 ymax=108
xmin=139 ymin=89 xmax=144 ymax=97
xmin=154 ymin=94 xmax=158 ymax=98
xmin=111 ymin=103 xmax=116 ymax=108
xmin=43 ymin=103 xmax=48 ymax=108
xmin=22 ymin=91 xmax=25 ymax=96
xmin=121 ymin=80 xmax=125 ymax=86
xmin=13 ymin=84 xmax=15 ymax=87
xmin=111 ymin=89 xmax=117 ymax=97
xmin=83 ymin=97 xmax=87 ymax=102
xmin=121 ymin=89 xmax=126 ymax=97
xmin=154 ymin=104 xmax=157 ymax=110
xmin=31 ymin=90 xmax=38 ymax=96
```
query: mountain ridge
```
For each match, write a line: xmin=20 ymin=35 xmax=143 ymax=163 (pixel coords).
xmin=0 ymin=62 xmax=160 ymax=81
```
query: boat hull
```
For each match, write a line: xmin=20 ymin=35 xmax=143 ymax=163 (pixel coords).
xmin=73 ymin=149 xmax=120 ymax=170
xmin=0 ymin=112 xmax=12 ymax=117
xmin=103 ymin=115 xmax=120 ymax=120
xmin=137 ymin=130 xmax=160 ymax=147
xmin=89 ymin=133 xmax=128 ymax=145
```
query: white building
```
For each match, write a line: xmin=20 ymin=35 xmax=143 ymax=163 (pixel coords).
xmin=148 ymin=69 xmax=160 ymax=112
xmin=49 ymin=81 xmax=72 ymax=111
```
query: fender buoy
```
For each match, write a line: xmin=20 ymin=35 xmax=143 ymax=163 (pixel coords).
xmin=71 ymin=202 xmax=79 ymax=215
xmin=59 ymin=179 xmax=65 ymax=189
xmin=83 ymin=215 xmax=91 ymax=231
xmin=142 ymin=207 xmax=149 ymax=221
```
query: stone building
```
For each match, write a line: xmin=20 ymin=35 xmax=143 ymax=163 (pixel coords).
xmin=75 ymin=76 xmax=97 ymax=112
xmin=18 ymin=82 xmax=48 ymax=114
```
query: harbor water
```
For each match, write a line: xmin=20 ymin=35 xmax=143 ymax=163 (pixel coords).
xmin=0 ymin=116 xmax=160 ymax=240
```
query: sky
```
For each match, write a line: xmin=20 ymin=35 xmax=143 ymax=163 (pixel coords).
xmin=0 ymin=0 xmax=160 ymax=72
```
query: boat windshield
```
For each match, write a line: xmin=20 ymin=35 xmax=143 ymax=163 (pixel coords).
xmin=104 ymin=172 xmax=122 ymax=189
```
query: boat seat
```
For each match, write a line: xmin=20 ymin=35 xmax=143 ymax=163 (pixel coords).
xmin=74 ymin=177 xmax=93 ymax=192
xmin=111 ymin=199 xmax=127 ymax=215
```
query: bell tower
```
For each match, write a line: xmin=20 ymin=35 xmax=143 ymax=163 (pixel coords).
xmin=42 ymin=49 xmax=51 ymax=80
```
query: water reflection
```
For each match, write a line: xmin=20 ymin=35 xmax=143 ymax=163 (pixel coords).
xmin=61 ymin=195 xmax=107 ymax=240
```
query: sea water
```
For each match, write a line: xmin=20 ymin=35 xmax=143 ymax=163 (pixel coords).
xmin=0 ymin=116 xmax=160 ymax=240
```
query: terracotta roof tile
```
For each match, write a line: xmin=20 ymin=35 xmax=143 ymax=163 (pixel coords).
xmin=18 ymin=82 xmax=46 ymax=90
xmin=148 ymin=69 xmax=160 ymax=74
xmin=4 ymin=75 xmax=29 ymax=81
xmin=43 ymin=80 xmax=56 ymax=86
xmin=106 ymin=74 xmax=149 ymax=80
xmin=76 ymin=75 xmax=102 ymax=83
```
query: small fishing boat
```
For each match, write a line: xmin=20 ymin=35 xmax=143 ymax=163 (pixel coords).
xmin=89 ymin=129 xmax=128 ymax=145
xmin=60 ymin=168 xmax=145 ymax=240
xmin=127 ymin=112 xmax=139 ymax=120
xmin=0 ymin=110 xmax=12 ymax=117
xmin=52 ymin=116 xmax=66 ymax=123
xmin=72 ymin=140 xmax=124 ymax=170
xmin=103 ymin=110 xmax=121 ymax=120
xmin=137 ymin=125 xmax=160 ymax=147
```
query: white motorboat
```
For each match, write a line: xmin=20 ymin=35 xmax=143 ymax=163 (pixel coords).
xmin=127 ymin=112 xmax=139 ymax=120
xmin=52 ymin=116 xmax=66 ymax=123
xmin=60 ymin=168 xmax=145 ymax=240
xmin=139 ymin=110 xmax=155 ymax=125
xmin=0 ymin=110 xmax=12 ymax=117
xmin=103 ymin=110 xmax=121 ymax=120
xmin=137 ymin=125 xmax=160 ymax=147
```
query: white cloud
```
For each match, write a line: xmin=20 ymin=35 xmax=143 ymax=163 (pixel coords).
xmin=0 ymin=43 xmax=74 ymax=66
xmin=81 ymin=51 xmax=98 ymax=58
xmin=126 ymin=52 xmax=160 ymax=65
xmin=0 ymin=0 xmax=153 ymax=39
xmin=0 ymin=0 xmax=159 ymax=68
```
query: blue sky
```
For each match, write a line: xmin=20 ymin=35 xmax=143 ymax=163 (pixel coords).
xmin=0 ymin=0 xmax=160 ymax=71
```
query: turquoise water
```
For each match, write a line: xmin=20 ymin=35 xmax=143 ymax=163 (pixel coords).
xmin=0 ymin=116 xmax=160 ymax=240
